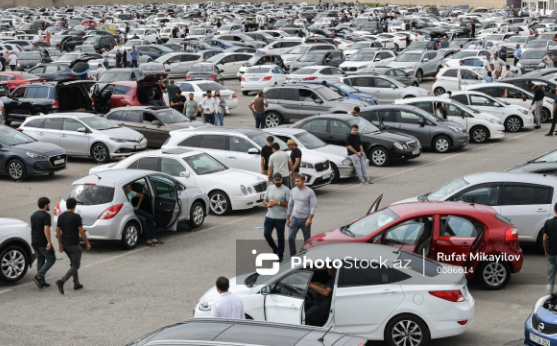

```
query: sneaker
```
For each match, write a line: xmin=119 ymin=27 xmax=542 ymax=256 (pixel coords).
xmin=360 ymin=181 xmax=366 ymax=184
xmin=367 ymin=180 xmax=374 ymax=184
xmin=546 ymin=133 xmax=554 ymax=136
xmin=55 ymin=280 xmax=64 ymax=295
xmin=74 ymin=284 xmax=84 ymax=290
xmin=33 ymin=275 xmax=43 ymax=289
xmin=42 ymin=282 xmax=50 ymax=288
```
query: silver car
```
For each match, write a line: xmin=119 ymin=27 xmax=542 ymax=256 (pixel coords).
xmin=338 ymin=75 xmax=430 ymax=104
xmin=19 ymin=113 xmax=148 ymax=163
xmin=54 ymin=170 xmax=209 ymax=250
xmin=155 ymin=52 xmax=204 ymax=78
xmin=387 ymin=49 xmax=445 ymax=83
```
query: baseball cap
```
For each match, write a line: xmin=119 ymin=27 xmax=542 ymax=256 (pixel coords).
xmin=273 ymin=173 xmax=283 ymax=180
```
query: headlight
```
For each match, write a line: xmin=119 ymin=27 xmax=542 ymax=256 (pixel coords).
xmin=247 ymin=186 xmax=253 ymax=194
xmin=342 ymin=158 xmax=353 ymax=165
xmin=394 ymin=142 xmax=406 ymax=150
xmin=240 ymin=185 xmax=248 ymax=195
xmin=520 ymin=109 xmax=529 ymax=115
xmin=286 ymin=57 xmax=296 ymax=61
xmin=198 ymin=301 xmax=213 ymax=311
xmin=359 ymin=96 xmax=373 ymax=103
xmin=517 ymin=62 xmax=522 ymax=68
xmin=448 ymin=125 xmax=466 ymax=133
xmin=26 ymin=152 xmax=47 ymax=159
xmin=300 ymin=162 xmax=314 ymax=169
xmin=110 ymin=137 xmax=125 ymax=143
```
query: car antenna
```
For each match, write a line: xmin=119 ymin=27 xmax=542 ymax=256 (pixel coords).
xmin=394 ymin=241 xmax=406 ymax=254
xmin=317 ymin=326 xmax=333 ymax=342
xmin=93 ymin=173 xmax=102 ymax=180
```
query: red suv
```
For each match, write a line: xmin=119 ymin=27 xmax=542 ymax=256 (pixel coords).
xmin=91 ymin=75 xmax=165 ymax=112
xmin=302 ymin=195 xmax=523 ymax=290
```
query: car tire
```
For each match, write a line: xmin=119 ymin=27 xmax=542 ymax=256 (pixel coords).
xmin=369 ymin=147 xmax=390 ymax=167
xmin=4 ymin=118 xmax=10 ymax=126
xmin=537 ymin=230 xmax=545 ymax=254
xmin=188 ymin=201 xmax=205 ymax=228
xmin=7 ymin=159 xmax=26 ymax=181
xmin=470 ymin=126 xmax=489 ymax=143
xmin=242 ymin=91 xmax=249 ymax=96
xmin=504 ymin=116 xmax=522 ymax=133
xmin=542 ymin=107 xmax=551 ymax=123
xmin=91 ymin=143 xmax=110 ymax=163
xmin=209 ymin=191 xmax=232 ymax=215
xmin=265 ymin=112 xmax=283 ymax=128
xmin=416 ymin=69 xmax=423 ymax=83
xmin=330 ymin=163 xmax=340 ymax=184
xmin=434 ymin=87 xmax=445 ymax=96
xmin=412 ymin=81 xmax=420 ymax=87
xmin=477 ymin=261 xmax=511 ymax=290
xmin=394 ymin=43 xmax=399 ymax=51
xmin=403 ymin=95 xmax=415 ymax=99
xmin=385 ymin=314 xmax=430 ymax=346
xmin=432 ymin=135 xmax=452 ymax=153
xmin=121 ymin=221 xmax=140 ymax=250
xmin=0 ymin=245 xmax=29 ymax=283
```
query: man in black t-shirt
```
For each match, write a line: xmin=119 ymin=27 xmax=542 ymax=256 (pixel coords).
xmin=346 ymin=124 xmax=371 ymax=184
xmin=30 ymin=197 xmax=56 ymax=289
xmin=287 ymin=139 xmax=302 ymax=188
xmin=0 ymin=53 xmax=6 ymax=72
xmin=260 ymin=136 xmax=275 ymax=175
xmin=544 ymin=203 xmax=557 ymax=294
xmin=305 ymin=268 xmax=336 ymax=326
xmin=171 ymin=89 xmax=186 ymax=113
xmin=55 ymin=198 xmax=91 ymax=295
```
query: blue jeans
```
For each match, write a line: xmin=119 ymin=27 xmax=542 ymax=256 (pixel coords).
xmin=103 ymin=61 xmax=109 ymax=69
xmin=255 ymin=113 xmax=265 ymax=129
xmin=215 ymin=112 xmax=224 ymax=126
xmin=130 ymin=60 xmax=138 ymax=68
xmin=264 ymin=217 xmax=286 ymax=261
xmin=149 ymin=99 xmax=164 ymax=106
xmin=33 ymin=246 xmax=56 ymax=284
xmin=289 ymin=216 xmax=312 ymax=256
xmin=135 ymin=209 xmax=156 ymax=241
xmin=305 ymin=302 xmax=328 ymax=326
xmin=548 ymin=255 xmax=557 ymax=295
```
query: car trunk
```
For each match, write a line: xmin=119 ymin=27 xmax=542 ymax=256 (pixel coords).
xmin=56 ymin=81 xmax=95 ymax=112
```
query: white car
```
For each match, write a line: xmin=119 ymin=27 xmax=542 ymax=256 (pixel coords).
xmin=338 ymin=75 xmax=430 ymax=104
xmin=286 ymin=66 xmax=346 ymax=82
xmin=450 ymin=91 xmax=535 ymax=132
xmin=162 ymin=128 xmax=333 ymax=188
xmin=193 ymin=243 xmax=475 ymax=345
xmin=395 ymin=97 xmax=506 ymax=143
xmin=339 ymin=49 xmax=396 ymax=73
xmin=130 ymin=28 xmax=159 ymax=43
xmin=241 ymin=64 xmax=288 ymax=95
xmin=442 ymin=49 xmax=491 ymax=68
xmin=0 ymin=218 xmax=34 ymax=283
xmin=333 ymin=38 xmax=355 ymax=51
xmin=343 ymin=40 xmax=385 ymax=58
xmin=155 ymin=52 xmax=204 ymax=78
xmin=432 ymin=66 xmax=486 ymax=95
xmin=256 ymin=38 xmax=304 ymax=56
xmin=206 ymin=52 xmax=255 ymax=78
xmin=377 ymin=33 xmax=408 ymax=50
xmin=464 ymin=83 xmax=554 ymax=123
xmin=88 ymin=149 xmax=268 ymax=216
xmin=281 ymin=44 xmax=337 ymax=67
xmin=164 ymin=81 xmax=238 ymax=109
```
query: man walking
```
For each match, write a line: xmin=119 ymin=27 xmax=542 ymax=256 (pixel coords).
xmin=287 ymin=174 xmax=317 ymax=256
xmin=347 ymin=124 xmax=371 ymax=184
xmin=544 ymin=203 xmax=557 ymax=294
xmin=546 ymin=89 xmax=557 ymax=136
xmin=171 ymin=89 xmax=186 ymax=114
xmin=263 ymin=173 xmax=290 ymax=262
xmin=0 ymin=53 xmax=6 ymax=71
xmin=514 ymin=44 xmax=522 ymax=66
xmin=129 ymin=46 xmax=139 ymax=68
xmin=102 ymin=48 xmax=110 ymax=69
xmin=530 ymin=84 xmax=545 ymax=129
xmin=200 ymin=90 xmax=217 ymax=124
xmin=55 ymin=198 xmax=91 ymax=295
xmin=115 ymin=49 xmax=123 ymax=68
xmin=184 ymin=92 xmax=199 ymax=120
xmin=31 ymin=197 xmax=56 ymax=289
xmin=8 ymin=51 xmax=17 ymax=71
xmin=260 ymin=136 xmax=274 ymax=175
xmin=268 ymin=143 xmax=293 ymax=188
xmin=210 ymin=276 xmax=245 ymax=319
xmin=248 ymin=91 xmax=268 ymax=129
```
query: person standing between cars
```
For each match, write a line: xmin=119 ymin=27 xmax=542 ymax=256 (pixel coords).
xmin=470 ymin=20 xmax=476 ymax=38
xmin=499 ymin=45 xmax=508 ymax=62
xmin=287 ymin=174 xmax=317 ymax=256
xmin=184 ymin=92 xmax=199 ymax=120
xmin=483 ymin=53 xmax=492 ymax=73
xmin=248 ymin=91 xmax=268 ymax=129
xmin=530 ymin=84 xmax=545 ymax=129
xmin=263 ymin=172 xmax=291 ymax=262
xmin=348 ymin=106 xmax=360 ymax=116
xmin=514 ymin=44 xmax=522 ymax=66
xmin=492 ymin=53 xmax=502 ymax=79
xmin=268 ymin=143 xmax=293 ymax=188
xmin=55 ymin=198 xmax=91 ymax=295
xmin=287 ymin=139 xmax=302 ymax=186
xmin=115 ymin=49 xmax=123 ymax=68
xmin=0 ymin=98 xmax=4 ymax=125
xmin=440 ymin=36 xmax=449 ymax=48
xmin=167 ymin=79 xmax=179 ymax=99
xmin=543 ymin=51 xmax=555 ymax=69
xmin=123 ymin=183 xmax=160 ymax=246
xmin=210 ymin=276 xmax=245 ymax=319
xmin=31 ymin=197 xmax=56 ymax=289
xmin=543 ymin=203 xmax=557 ymax=294
xmin=8 ymin=51 xmax=17 ymax=71
xmin=347 ymin=124 xmax=371 ymax=184
xmin=130 ymin=46 xmax=138 ymax=68
xmin=546 ymin=89 xmax=557 ymax=136
xmin=0 ymin=53 xmax=6 ymax=71
xmin=171 ymin=89 xmax=186 ymax=114
xmin=200 ymin=90 xmax=217 ymax=124
xmin=102 ymin=48 xmax=110 ymax=69
xmin=260 ymin=136 xmax=274 ymax=175
xmin=214 ymin=90 xmax=226 ymax=126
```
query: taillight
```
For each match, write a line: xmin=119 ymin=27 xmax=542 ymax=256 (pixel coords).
xmin=303 ymin=76 xmax=317 ymax=81
xmin=16 ymin=127 xmax=23 ymax=131
xmin=399 ymin=38 xmax=406 ymax=41
xmin=505 ymin=227 xmax=518 ymax=242
xmin=347 ymin=45 xmax=352 ymax=48
xmin=429 ymin=290 xmax=464 ymax=302
xmin=208 ymin=74 xmax=216 ymax=79
xmin=434 ymin=77 xmax=437 ymax=83
xmin=69 ymin=73 xmax=77 ymax=78
xmin=98 ymin=204 xmax=124 ymax=220
xmin=232 ymin=93 xmax=237 ymax=98
xmin=201 ymin=59 xmax=205 ymax=62
xmin=185 ymin=75 xmax=191 ymax=80
xmin=263 ymin=76 xmax=272 ymax=80
xmin=457 ymin=320 xmax=468 ymax=325
xmin=54 ymin=202 xmax=61 ymax=217
xmin=52 ymin=100 xmax=59 ymax=109
xmin=286 ymin=77 xmax=291 ymax=80
xmin=241 ymin=76 xmax=245 ymax=81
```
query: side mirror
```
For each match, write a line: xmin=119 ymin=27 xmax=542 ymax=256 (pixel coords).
xmin=477 ymin=75 xmax=482 ymax=80
xmin=77 ymin=127 xmax=87 ymax=133
xmin=522 ymin=95 xmax=527 ymax=101
xmin=179 ymin=171 xmax=190 ymax=178
xmin=374 ymin=58 xmax=381 ymax=61
xmin=390 ymin=84 xmax=396 ymax=89
xmin=418 ymin=118 xmax=425 ymax=127
xmin=248 ymin=147 xmax=260 ymax=155
xmin=166 ymin=60 xmax=172 ymax=64
xmin=261 ymin=285 xmax=271 ymax=295
xmin=422 ymin=58 xmax=429 ymax=62
xmin=315 ymin=98 xmax=323 ymax=103
xmin=152 ymin=120 xmax=162 ymax=126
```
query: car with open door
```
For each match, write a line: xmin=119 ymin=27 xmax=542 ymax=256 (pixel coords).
xmin=302 ymin=195 xmax=523 ymax=290
xmin=54 ymin=169 xmax=209 ymax=250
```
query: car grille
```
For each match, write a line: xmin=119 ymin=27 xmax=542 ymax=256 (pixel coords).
xmin=49 ymin=154 xmax=67 ymax=167
xmin=253 ymin=181 xmax=268 ymax=193
xmin=406 ymin=141 xmax=418 ymax=150
xmin=532 ymin=313 xmax=557 ymax=335
xmin=315 ymin=160 xmax=330 ymax=172
xmin=342 ymin=67 xmax=358 ymax=71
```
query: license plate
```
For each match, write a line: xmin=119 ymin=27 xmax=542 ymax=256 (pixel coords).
xmin=322 ymin=172 xmax=331 ymax=179
xmin=530 ymin=334 xmax=550 ymax=346
xmin=54 ymin=159 xmax=65 ymax=165
xmin=135 ymin=144 xmax=144 ymax=149
xmin=412 ymin=149 xmax=420 ymax=155
xmin=249 ymin=78 xmax=259 ymax=81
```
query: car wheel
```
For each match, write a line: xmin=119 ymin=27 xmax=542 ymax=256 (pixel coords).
xmin=477 ymin=261 xmax=511 ymax=290
xmin=188 ymin=201 xmax=205 ymax=228
xmin=265 ymin=112 xmax=283 ymax=128
xmin=432 ymin=135 xmax=451 ymax=153
xmin=369 ymin=147 xmax=390 ymax=167
xmin=385 ymin=314 xmax=429 ymax=346
xmin=7 ymin=159 xmax=26 ymax=181
xmin=403 ymin=95 xmax=415 ymax=99
xmin=542 ymin=107 xmax=551 ymax=123
xmin=91 ymin=143 xmax=110 ymax=163
xmin=121 ymin=221 xmax=139 ymax=250
xmin=330 ymin=163 xmax=340 ymax=184
xmin=537 ymin=230 xmax=545 ymax=253
xmin=470 ymin=126 xmax=489 ymax=143
xmin=412 ymin=81 xmax=419 ymax=87
xmin=504 ymin=116 xmax=522 ymax=133
xmin=433 ymin=87 xmax=445 ymax=96
xmin=209 ymin=191 xmax=232 ymax=215
xmin=4 ymin=118 xmax=10 ymax=126
xmin=0 ymin=246 xmax=28 ymax=283
xmin=416 ymin=69 xmax=423 ymax=83
xmin=242 ymin=91 xmax=249 ymax=96
xmin=394 ymin=43 xmax=399 ymax=51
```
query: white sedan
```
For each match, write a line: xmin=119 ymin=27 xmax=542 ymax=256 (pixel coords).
xmin=286 ymin=66 xmax=347 ymax=82
xmin=241 ymin=65 xmax=288 ymax=96
xmin=89 ymin=149 xmax=268 ymax=216
xmin=164 ymin=81 xmax=238 ymax=110
xmin=339 ymin=49 xmax=396 ymax=73
xmin=130 ymin=28 xmax=160 ymax=43
xmin=206 ymin=52 xmax=255 ymax=79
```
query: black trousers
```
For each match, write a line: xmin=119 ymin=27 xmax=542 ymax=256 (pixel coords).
xmin=549 ymin=114 xmax=557 ymax=134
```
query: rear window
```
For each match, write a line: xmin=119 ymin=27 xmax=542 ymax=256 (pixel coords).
xmin=246 ymin=67 xmax=271 ymax=73
xmin=397 ymin=251 xmax=440 ymax=277
xmin=64 ymin=184 xmax=115 ymax=205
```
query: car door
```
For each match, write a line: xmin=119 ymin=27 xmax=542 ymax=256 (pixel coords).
xmin=147 ymin=174 xmax=182 ymax=231
xmin=267 ymin=88 xmax=299 ymax=121
xmin=226 ymin=135 xmax=261 ymax=172
xmin=121 ymin=109 xmax=144 ymax=136
xmin=468 ymin=94 xmax=505 ymax=120
xmin=164 ymin=54 xmax=184 ymax=76
xmin=297 ymin=88 xmax=329 ymax=118
xmin=423 ymin=51 xmax=439 ymax=75
xmin=218 ymin=54 xmax=237 ymax=77
xmin=438 ymin=68 xmax=460 ymax=92
xmin=6 ymin=86 xmax=33 ymax=118
xmin=328 ymin=119 xmax=352 ymax=146
xmin=37 ymin=116 xmax=61 ymax=145
xmin=459 ymin=69 xmax=483 ymax=88
xmin=196 ymin=134 xmax=229 ymax=165
xmin=264 ymin=271 xmax=313 ymax=324
xmin=141 ymin=111 xmax=168 ymax=148
xmin=444 ymin=102 xmax=471 ymax=129
xmin=448 ymin=183 xmax=502 ymax=214
xmin=373 ymin=77 xmax=401 ymax=103
xmin=59 ymin=118 xmax=90 ymax=155
xmin=272 ymin=67 xmax=287 ymax=84
xmin=430 ymin=215 xmax=483 ymax=267
xmin=329 ymin=52 xmax=346 ymax=67
xmin=300 ymin=119 xmax=329 ymax=143
xmin=499 ymin=183 xmax=552 ymax=242
xmin=393 ymin=109 xmax=431 ymax=145
xmin=346 ymin=76 xmax=378 ymax=101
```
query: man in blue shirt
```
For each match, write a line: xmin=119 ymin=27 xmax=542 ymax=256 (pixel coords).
xmin=129 ymin=46 xmax=138 ymax=68
xmin=513 ymin=44 xmax=522 ymax=66
xmin=499 ymin=45 xmax=508 ymax=62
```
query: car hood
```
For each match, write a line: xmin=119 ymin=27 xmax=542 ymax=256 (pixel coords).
xmin=0 ymin=218 xmax=28 ymax=228
xmin=340 ymin=61 xmax=371 ymax=67
xmin=387 ymin=61 xmax=418 ymax=69
xmin=519 ymin=58 xmax=543 ymax=65
xmin=97 ymin=127 xmax=144 ymax=141
xmin=311 ymin=144 xmax=351 ymax=160
xmin=505 ymin=162 xmax=557 ymax=173
xmin=13 ymin=141 xmax=65 ymax=155
xmin=166 ymin=121 xmax=207 ymax=130
xmin=303 ymin=225 xmax=369 ymax=250
xmin=211 ymin=167 xmax=267 ymax=182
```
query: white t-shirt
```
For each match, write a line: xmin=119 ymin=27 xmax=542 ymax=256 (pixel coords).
xmin=0 ymin=99 xmax=4 ymax=116
xmin=543 ymin=55 xmax=555 ymax=68
xmin=102 ymin=51 xmax=109 ymax=62
xmin=483 ymin=59 xmax=492 ymax=71
xmin=417 ymin=35 xmax=425 ymax=42
xmin=8 ymin=54 xmax=17 ymax=65
xmin=492 ymin=58 xmax=502 ymax=72
xmin=96 ymin=67 xmax=107 ymax=80
xmin=468 ymin=44 xmax=476 ymax=49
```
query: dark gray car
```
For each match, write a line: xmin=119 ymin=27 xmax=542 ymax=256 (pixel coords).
xmin=185 ymin=62 xmax=224 ymax=84
xmin=506 ymin=148 xmax=557 ymax=175
xmin=16 ymin=50 xmax=52 ymax=70
xmin=289 ymin=51 xmax=346 ymax=72
xmin=360 ymin=105 xmax=469 ymax=153
xmin=517 ymin=49 xmax=546 ymax=72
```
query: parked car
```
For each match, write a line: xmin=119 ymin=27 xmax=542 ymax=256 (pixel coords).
xmin=15 ymin=50 xmax=52 ymax=70
xmin=91 ymin=76 xmax=165 ymax=112
xmin=89 ymin=148 xmax=268 ymax=215
xmin=289 ymin=51 xmax=347 ymax=72
xmin=286 ymin=66 xmax=347 ymax=82
xmin=155 ymin=52 xmax=204 ymax=78
xmin=281 ymin=43 xmax=337 ymax=66
xmin=0 ymin=72 xmax=44 ymax=91
xmin=81 ymin=35 xmax=117 ymax=53
xmin=339 ymin=49 xmax=396 ymax=72
xmin=517 ymin=49 xmax=547 ymax=72
xmin=240 ymin=65 xmax=288 ymax=96
xmin=54 ymin=169 xmax=209 ymax=249
xmin=257 ymin=38 xmax=304 ymax=55
xmin=136 ymin=45 xmax=175 ymax=59
xmin=442 ymin=49 xmax=491 ymax=67
xmin=20 ymin=113 xmax=147 ymax=163
xmin=169 ymin=81 xmax=238 ymax=110
xmin=525 ymin=294 xmax=557 ymax=346
xmin=500 ymin=77 xmax=557 ymax=98
xmin=298 ymin=80 xmax=379 ymax=105
xmin=338 ymin=74 xmax=430 ymax=104
xmin=505 ymin=148 xmax=557 ymax=174
xmin=0 ymin=218 xmax=35 ymax=283
xmin=237 ymin=54 xmax=287 ymax=79
xmin=387 ymin=49 xmax=445 ymax=83
xmin=186 ymin=62 xmax=225 ymax=84
xmin=98 ymin=68 xmax=144 ymax=83
xmin=27 ymin=63 xmax=78 ymax=81
xmin=432 ymin=66 xmax=486 ymax=96
xmin=206 ymin=52 xmax=255 ymax=78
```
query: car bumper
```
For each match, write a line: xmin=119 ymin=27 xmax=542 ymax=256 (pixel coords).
xmin=108 ymin=139 xmax=148 ymax=157
xmin=53 ymin=217 xmax=126 ymax=241
xmin=391 ymin=149 xmax=421 ymax=161
xmin=230 ymin=193 xmax=266 ymax=211
xmin=26 ymin=156 xmax=67 ymax=175
xmin=426 ymin=295 xmax=475 ymax=339
xmin=304 ymin=170 xmax=332 ymax=188
xmin=491 ymin=129 xmax=505 ymax=139
xmin=225 ymin=98 xmax=239 ymax=110
xmin=453 ymin=133 xmax=469 ymax=149
xmin=524 ymin=315 xmax=557 ymax=346
xmin=337 ymin=164 xmax=357 ymax=179
xmin=241 ymin=81 xmax=275 ymax=91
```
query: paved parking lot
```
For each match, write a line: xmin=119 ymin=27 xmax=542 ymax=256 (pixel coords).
xmin=0 ymin=77 xmax=550 ymax=346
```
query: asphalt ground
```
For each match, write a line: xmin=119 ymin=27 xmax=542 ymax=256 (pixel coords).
xmin=0 ymin=76 xmax=551 ymax=346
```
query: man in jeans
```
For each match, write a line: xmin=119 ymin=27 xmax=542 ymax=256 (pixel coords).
xmin=544 ymin=203 xmax=557 ymax=294
xmin=248 ymin=91 xmax=268 ymax=128
xmin=31 ymin=197 xmax=56 ymax=289
xmin=268 ymin=142 xmax=293 ymax=188
xmin=200 ymin=90 xmax=217 ymax=124
xmin=129 ymin=46 xmax=139 ymax=67
xmin=530 ymin=83 xmax=545 ymax=129
xmin=346 ymin=124 xmax=371 ymax=184
xmin=55 ymin=198 xmax=91 ymax=295
xmin=123 ymin=183 xmax=160 ymax=246
xmin=287 ymin=174 xmax=317 ymax=256
xmin=263 ymin=173 xmax=290 ymax=262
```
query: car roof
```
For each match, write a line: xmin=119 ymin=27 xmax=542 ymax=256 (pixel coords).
xmin=263 ymin=127 xmax=306 ymax=135
xmin=401 ymin=49 xmax=427 ymax=54
xmin=388 ymin=200 xmax=496 ymax=217
xmin=73 ymin=169 xmax=158 ymax=186
xmin=171 ymin=126 xmax=262 ymax=136
xmin=461 ymin=172 xmax=557 ymax=185
xmin=25 ymin=112 xmax=98 ymax=120
xmin=111 ymin=105 xmax=169 ymax=111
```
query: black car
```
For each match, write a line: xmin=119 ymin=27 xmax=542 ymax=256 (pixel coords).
xmin=186 ymin=62 xmax=224 ymax=84
xmin=0 ymin=83 xmax=8 ymax=97
xmin=506 ymin=148 xmax=557 ymax=175
xmin=135 ymin=45 xmax=175 ymax=59
xmin=291 ymin=114 xmax=422 ymax=166
xmin=54 ymin=35 xmax=85 ymax=52
xmin=16 ymin=50 xmax=53 ymax=70
xmin=124 ymin=319 xmax=367 ymax=346
xmin=82 ymin=35 xmax=117 ymax=53
xmin=1 ymin=80 xmax=94 ymax=125
xmin=0 ymin=125 xmax=67 ymax=180
xmin=501 ymin=77 xmax=557 ymax=98
xmin=290 ymin=51 xmax=346 ymax=72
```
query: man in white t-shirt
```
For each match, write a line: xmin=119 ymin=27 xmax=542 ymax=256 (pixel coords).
xmin=416 ymin=33 xmax=425 ymax=41
xmin=101 ymin=48 xmax=110 ymax=69
xmin=543 ymin=52 xmax=555 ymax=69
xmin=468 ymin=42 xmax=476 ymax=49
xmin=491 ymin=53 xmax=502 ymax=78
xmin=8 ymin=52 xmax=17 ymax=71
xmin=96 ymin=64 xmax=107 ymax=81
xmin=483 ymin=53 xmax=492 ymax=73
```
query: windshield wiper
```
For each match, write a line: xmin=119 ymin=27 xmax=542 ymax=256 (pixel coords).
xmin=340 ymin=224 xmax=356 ymax=237
xmin=245 ymin=272 xmax=259 ymax=288
xmin=418 ymin=193 xmax=429 ymax=201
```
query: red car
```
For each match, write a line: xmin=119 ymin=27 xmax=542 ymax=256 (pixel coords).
xmin=0 ymin=72 xmax=45 ymax=91
xmin=81 ymin=20 xmax=98 ymax=28
xmin=302 ymin=195 xmax=523 ymax=290
xmin=91 ymin=75 xmax=166 ymax=112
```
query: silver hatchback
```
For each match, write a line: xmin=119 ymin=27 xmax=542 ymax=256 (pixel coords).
xmin=54 ymin=170 xmax=209 ymax=250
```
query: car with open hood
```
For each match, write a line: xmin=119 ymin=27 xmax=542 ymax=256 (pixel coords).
xmin=525 ymin=294 xmax=557 ymax=346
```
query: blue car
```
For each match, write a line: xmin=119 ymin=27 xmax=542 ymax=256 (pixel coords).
xmin=299 ymin=80 xmax=379 ymax=105
xmin=525 ymin=294 xmax=557 ymax=346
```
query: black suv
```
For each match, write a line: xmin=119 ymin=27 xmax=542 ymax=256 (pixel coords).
xmin=82 ymin=35 xmax=117 ymax=53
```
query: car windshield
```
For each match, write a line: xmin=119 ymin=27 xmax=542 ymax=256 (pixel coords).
xmin=453 ymin=50 xmax=477 ymax=59
xmin=334 ymin=83 xmax=359 ymax=94
xmin=521 ymin=50 xmax=546 ymax=59
xmin=471 ymin=67 xmax=487 ymax=77
xmin=156 ymin=109 xmax=191 ymax=124
xmin=84 ymin=37 xmax=99 ymax=44
xmin=349 ymin=52 xmax=375 ymax=61
xmin=354 ymin=42 xmax=371 ymax=49
xmin=424 ymin=177 xmax=469 ymax=201
xmin=292 ymin=67 xmax=318 ymax=75
xmin=196 ymin=82 xmax=227 ymax=91
xmin=533 ymin=149 xmax=557 ymax=163
xmin=343 ymin=208 xmax=400 ymax=237
xmin=294 ymin=131 xmax=326 ymax=149
xmin=288 ymin=45 xmax=310 ymax=54
xmin=485 ymin=34 xmax=505 ymax=41
xmin=19 ymin=52 xmax=41 ymax=59
xmin=59 ymin=53 xmax=80 ymax=61
xmin=505 ymin=36 xmax=526 ymax=43
xmin=99 ymin=71 xmax=135 ymax=82
xmin=298 ymin=53 xmax=324 ymax=62
xmin=316 ymin=86 xmax=344 ymax=100
xmin=190 ymin=64 xmax=215 ymax=72
xmin=206 ymin=53 xmax=226 ymax=63
xmin=525 ymin=41 xmax=548 ymax=48
xmin=246 ymin=67 xmax=272 ymax=73
xmin=395 ymin=53 xmax=421 ymax=62
xmin=184 ymin=153 xmax=227 ymax=175
xmin=251 ymin=132 xmax=288 ymax=150
xmin=347 ymin=117 xmax=380 ymax=134
xmin=64 ymin=184 xmax=115 ymax=206
xmin=0 ymin=127 xmax=35 ymax=145
xmin=191 ymin=29 xmax=206 ymax=35
xmin=412 ymin=107 xmax=444 ymax=122
xmin=80 ymin=117 xmax=119 ymax=130
xmin=140 ymin=63 xmax=165 ymax=73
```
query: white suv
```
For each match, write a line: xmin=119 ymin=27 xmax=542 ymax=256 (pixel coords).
xmin=0 ymin=218 xmax=35 ymax=283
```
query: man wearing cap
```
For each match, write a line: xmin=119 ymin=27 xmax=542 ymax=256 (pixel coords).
xmin=263 ymin=173 xmax=290 ymax=262
xmin=287 ymin=139 xmax=302 ymax=186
